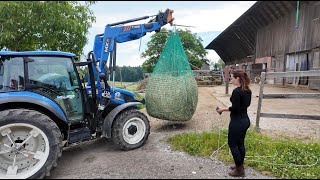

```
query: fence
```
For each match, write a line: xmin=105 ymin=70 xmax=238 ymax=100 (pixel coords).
xmin=255 ymin=70 xmax=320 ymax=132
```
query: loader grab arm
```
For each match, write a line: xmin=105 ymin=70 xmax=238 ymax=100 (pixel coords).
xmin=88 ymin=9 xmax=174 ymax=88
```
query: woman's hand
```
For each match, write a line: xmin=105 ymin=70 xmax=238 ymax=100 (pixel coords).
xmin=216 ymin=106 xmax=223 ymax=114
xmin=216 ymin=106 xmax=228 ymax=114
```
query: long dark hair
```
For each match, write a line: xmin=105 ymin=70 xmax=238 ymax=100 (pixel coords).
xmin=231 ymin=69 xmax=250 ymax=92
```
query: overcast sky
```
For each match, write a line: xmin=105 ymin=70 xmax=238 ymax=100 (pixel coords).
xmin=83 ymin=1 xmax=256 ymax=67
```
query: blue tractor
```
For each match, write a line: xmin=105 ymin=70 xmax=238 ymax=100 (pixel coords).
xmin=0 ymin=9 xmax=174 ymax=179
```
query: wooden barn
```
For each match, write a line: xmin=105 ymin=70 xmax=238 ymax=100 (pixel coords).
xmin=205 ymin=1 xmax=320 ymax=90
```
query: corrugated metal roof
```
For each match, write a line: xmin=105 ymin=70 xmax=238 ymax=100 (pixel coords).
xmin=205 ymin=1 xmax=297 ymax=64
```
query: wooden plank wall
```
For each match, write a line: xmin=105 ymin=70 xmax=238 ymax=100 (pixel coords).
xmin=256 ymin=2 xmax=320 ymax=58
xmin=255 ymin=2 xmax=320 ymax=88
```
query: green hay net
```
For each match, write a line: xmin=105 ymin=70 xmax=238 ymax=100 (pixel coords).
xmin=145 ymin=31 xmax=198 ymax=121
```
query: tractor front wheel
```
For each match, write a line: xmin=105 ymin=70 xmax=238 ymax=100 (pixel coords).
xmin=112 ymin=109 xmax=150 ymax=151
xmin=0 ymin=109 xmax=62 ymax=179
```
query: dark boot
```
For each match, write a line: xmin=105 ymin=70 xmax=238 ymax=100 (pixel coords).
xmin=229 ymin=165 xmax=236 ymax=170
xmin=228 ymin=165 xmax=245 ymax=177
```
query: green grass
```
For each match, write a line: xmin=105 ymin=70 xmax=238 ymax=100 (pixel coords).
xmin=111 ymin=81 xmax=138 ymax=92
xmin=134 ymin=92 xmax=145 ymax=110
xmin=125 ymin=84 xmax=138 ymax=91
xmin=113 ymin=81 xmax=135 ymax=88
xmin=166 ymin=127 xmax=320 ymax=179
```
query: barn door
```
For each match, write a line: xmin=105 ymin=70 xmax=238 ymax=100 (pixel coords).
xmin=299 ymin=53 xmax=309 ymax=85
xmin=286 ymin=54 xmax=297 ymax=84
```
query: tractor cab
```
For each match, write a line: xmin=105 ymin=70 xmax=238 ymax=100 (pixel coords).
xmin=0 ymin=51 xmax=84 ymax=121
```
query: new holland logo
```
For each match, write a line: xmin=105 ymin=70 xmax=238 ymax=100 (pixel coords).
xmin=104 ymin=38 xmax=110 ymax=52
xmin=122 ymin=25 xmax=140 ymax=32
xmin=123 ymin=26 xmax=131 ymax=32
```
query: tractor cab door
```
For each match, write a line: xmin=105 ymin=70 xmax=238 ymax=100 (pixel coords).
xmin=27 ymin=56 xmax=84 ymax=121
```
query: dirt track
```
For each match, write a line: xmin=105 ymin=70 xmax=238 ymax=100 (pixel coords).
xmin=47 ymin=85 xmax=319 ymax=179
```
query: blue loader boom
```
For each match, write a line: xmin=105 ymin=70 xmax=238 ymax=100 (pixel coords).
xmin=87 ymin=9 xmax=174 ymax=107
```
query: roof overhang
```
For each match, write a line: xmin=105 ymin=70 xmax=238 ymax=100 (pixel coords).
xmin=205 ymin=1 xmax=297 ymax=64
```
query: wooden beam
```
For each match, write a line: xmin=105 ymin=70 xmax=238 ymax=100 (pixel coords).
xmin=229 ymin=38 xmax=247 ymax=60
xmin=267 ymin=2 xmax=281 ymax=19
xmin=230 ymin=30 xmax=252 ymax=55
xmin=263 ymin=93 xmax=320 ymax=99
xmin=279 ymin=1 xmax=291 ymax=14
xmin=242 ymin=20 xmax=256 ymax=38
xmin=271 ymin=1 xmax=286 ymax=17
xmin=216 ymin=45 xmax=233 ymax=62
xmin=234 ymin=32 xmax=254 ymax=54
xmin=236 ymin=27 xmax=255 ymax=51
xmin=225 ymin=65 xmax=229 ymax=94
xmin=223 ymin=36 xmax=244 ymax=60
xmin=215 ymin=49 xmax=228 ymax=62
xmin=252 ymin=15 xmax=267 ymax=27
xmin=248 ymin=16 xmax=263 ymax=29
xmin=287 ymin=1 xmax=296 ymax=9
xmin=255 ymin=72 xmax=266 ymax=133
xmin=256 ymin=6 xmax=272 ymax=25
xmin=260 ymin=113 xmax=320 ymax=120
xmin=238 ymin=25 xmax=256 ymax=48
xmin=263 ymin=3 xmax=278 ymax=21
xmin=252 ymin=11 xmax=270 ymax=26
xmin=265 ymin=70 xmax=320 ymax=78
xmin=246 ymin=17 xmax=259 ymax=31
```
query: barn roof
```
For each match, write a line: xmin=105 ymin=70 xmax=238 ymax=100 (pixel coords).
xmin=205 ymin=1 xmax=298 ymax=64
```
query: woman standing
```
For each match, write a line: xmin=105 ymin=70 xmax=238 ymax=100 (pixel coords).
xmin=216 ymin=69 xmax=252 ymax=177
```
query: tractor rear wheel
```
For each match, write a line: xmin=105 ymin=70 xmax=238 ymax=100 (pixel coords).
xmin=0 ymin=109 xmax=62 ymax=179
xmin=112 ymin=109 xmax=150 ymax=150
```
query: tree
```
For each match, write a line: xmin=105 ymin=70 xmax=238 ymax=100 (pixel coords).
xmin=216 ymin=59 xmax=225 ymax=70
xmin=211 ymin=59 xmax=225 ymax=71
xmin=114 ymin=66 xmax=144 ymax=82
xmin=0 ymin=1 xmax=96 ymax=57
xmin=141 ymin=28 xmax=208 ymax=73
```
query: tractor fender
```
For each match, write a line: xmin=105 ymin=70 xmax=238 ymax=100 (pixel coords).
xmin=102 ymin=102 xmax=141 ymax=138
xmin=0 ymin=92 xmax=67 ymax=122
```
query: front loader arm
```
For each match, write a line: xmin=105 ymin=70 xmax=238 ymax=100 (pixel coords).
xmin=87 ymin=9 xmax=173 ymax=92
xmin=93 ymin=9 xmax=173 ymax=74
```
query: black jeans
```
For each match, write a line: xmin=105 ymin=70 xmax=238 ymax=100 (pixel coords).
xmin=228 ymin=116 xmax=250 ymax=166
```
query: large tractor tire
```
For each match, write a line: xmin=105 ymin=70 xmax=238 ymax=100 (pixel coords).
xmin=112 ymin=109 xmax=150 ymax=151
xmin=0 ymin=109 xmax=63 ymax=179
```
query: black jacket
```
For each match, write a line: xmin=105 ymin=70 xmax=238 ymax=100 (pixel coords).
xmin=228 ymin=87 xmax=252 ymax=118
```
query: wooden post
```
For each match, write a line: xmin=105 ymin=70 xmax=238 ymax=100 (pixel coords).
xmin=225 ymin=65 xmax=229 ymax=94
xmin=255 ymin=72 xmax=266 ymax=133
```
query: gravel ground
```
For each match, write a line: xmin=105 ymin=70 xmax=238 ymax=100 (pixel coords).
xmin=47 ymin=84 xmax=320 ymax=179
xmin=48 ymin=132 xmax=275 ymax=179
